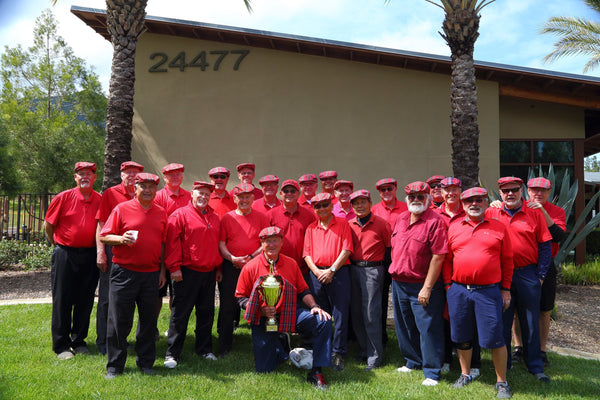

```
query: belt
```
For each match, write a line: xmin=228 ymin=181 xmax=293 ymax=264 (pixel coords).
xmin=352 ymin=260 xmax=384 ymax=267
xmin=57 ymin=244 xmax=95 ymax=253
xmin=452 ymin=282 xmax=499 ymax=291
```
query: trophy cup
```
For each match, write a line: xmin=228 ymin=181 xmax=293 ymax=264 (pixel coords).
xmin=258 ymin=259 xmax=282 ymax=332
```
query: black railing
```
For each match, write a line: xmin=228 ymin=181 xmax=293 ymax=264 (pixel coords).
xmin=0 ymin=194 xmax=55 ymax=244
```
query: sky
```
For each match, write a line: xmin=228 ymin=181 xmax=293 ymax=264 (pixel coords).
xmin=0 ymin=0 xmax=597 ymax=94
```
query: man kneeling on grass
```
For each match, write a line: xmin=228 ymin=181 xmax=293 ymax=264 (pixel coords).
xmin=235 ymin=226 xmax=333 ymax=390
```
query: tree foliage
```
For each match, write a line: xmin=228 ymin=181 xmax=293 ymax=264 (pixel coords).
xmin=584 ymin=155 xmax=600 ymax=172
xmin=0 ymin=9 xmax=106 ymax=193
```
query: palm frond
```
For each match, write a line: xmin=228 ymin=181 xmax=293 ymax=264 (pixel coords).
xmin=243 ymin=0 xmax=253 ymax=12
xmin=584 ymin=0 xmax=600 ymax=15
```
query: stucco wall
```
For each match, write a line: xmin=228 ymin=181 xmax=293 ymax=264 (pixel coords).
xmin=132 ymin=32 xmax=500 ymax=192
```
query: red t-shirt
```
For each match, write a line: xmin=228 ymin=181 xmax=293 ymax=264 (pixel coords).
xmin=219 ymin=209 xmax=269 ymax=257
xmin=543 ymin=201 xmax=567 ymax=258
xmin=389 ymin=209 xmax=448 ymax=283
xmin=433 ymin=203 xmax=465 ymax=228
xmin=100 ymin=199 xmax=168 ymax=272
xmin=252 ymin=197 xmax=282 ymax=213
xmin=303 ymin=216 xmax=353 ymax=267
xmin=443 ymin=217 xmax=514 ymax=289
xmin=165 ymin=203 xmax=222 ymax=273
xmin=209 ymin=191 xmax=236 ymax=219
xmin=485 ymin=204 xmax=552 ymax=268
xmin=372 ymin=199 xmax=407 ymax=229
xmin=154 ymin=186 xmax=191 ymax=216
xmin=268 ymin=205 xmax=317 ymax=273
xmin=96 ymin=183 xmax=134 ymax=223
xmin=45 ymin=187 xmax=101 ymax=248
xmin=235 ymin=252 xmax=308 ymax=313
xmin=349 ymin=214 xmax=391 ymax=262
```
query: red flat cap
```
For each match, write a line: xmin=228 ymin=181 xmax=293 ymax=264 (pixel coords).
xmin=120 ymin=161 xmax=144 ymax=172
xmin=208 ymin=166 xmax=230 ymax=177
xmin=192 ymin=181 xmax=215 ymax=191
xmin=350 ymin=189 xmax=371 ymax=202
xmin=441 ymin=177 xmax=462 ymax=188
xmin=74 ymin=162 xmax=96 ymax=173
xmin=281 ymin=179 xmax=300 ymax=190
xmin=375 ymin=178 xmax=397 ymax=189
xmin=259 ymin=226 xmax=283 ymax=239
xmin=135 ymin=173 xmax=159 ymax=185
xmin=497 ymin=176 xmax=523 ymax=187
xmin=298 ymin=174 xmax=317 ymax=183
xmin=404 ymin=181 xmax=430 ymax=195
xmin=527 ymin=177 xmax=552 ymax=189
xmin=334 ymin=180 xmax=354 ymax=190
xmin=311 ymin=192 xmax=333 ymax=204
xmin=461 ymin=187 xmax=488 ymax=200
xmin=318 ymin=170 xmax=338 ymax=180
xmin=236 ymin=163 xmax=255 ymax=171
xmin=162 ymin=163 xmax=184 ymax=174
xmin=426 ymin=175 xmax=445 ymax=184
xmin=233 ymin=183 xmax=255 ymax=195
xmin=258 ymin=175 xmax=279 ymax=185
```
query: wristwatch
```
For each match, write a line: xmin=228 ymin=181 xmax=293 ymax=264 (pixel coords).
xmin=329 ymin=266 xmax=337 ymax=273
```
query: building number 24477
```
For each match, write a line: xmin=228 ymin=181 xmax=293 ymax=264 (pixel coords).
xmin=148 ymin=50 xmax=250 ymax=72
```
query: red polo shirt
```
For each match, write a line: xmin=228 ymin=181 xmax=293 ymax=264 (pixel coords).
xmin=100 ymin=199 xmax=168 ymax=272
xmin=349 ymin=214 xmax=391 ymax=262
xmin=372 ymin=199 xmax=408 ymax=228
xmin=298 ymin=194 xmax=313 ymax=210
xmin=220 ymin=209 xmax=269 ymax=257
xmin=165 ymin=203 xmax=222 ymax=273
xmin=443 ymin=217 xmax=514 ymax=290
xmin=268 ymin=205 xmax=316 ymax=273
xmin=389 ymin=209 xmax=448 ymax=283
xmin=45 ymin=187 xmax=101 ymax=248
xmin=434 ymin=203 xmax=465 ymax=227
xmin=543 ymin=201 xmax=567 ymax=257
xmin=154 ymin=186 xmax=191 ymax=216
xmin=252 ymin=197 xmax=282 ymax=213
xmin=303 ymin=215 xmax=353 ymax=267
xmin=235 ymin=253 xmax=308 ymax=313
xmin=486 ymin=204 xmax=552 ymax=268
xmin=96 ymin=183 xmax=134 ymax=223
xmin=208 ymin=191 xmax=236 ymax=219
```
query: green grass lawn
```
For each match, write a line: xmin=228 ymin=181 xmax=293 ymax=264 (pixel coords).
xmin=1 ymin=304 xmax=599 ymax=400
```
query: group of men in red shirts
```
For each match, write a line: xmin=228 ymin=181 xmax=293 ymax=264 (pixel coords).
xmin=44 ymin=161 xmax=565 ymax=396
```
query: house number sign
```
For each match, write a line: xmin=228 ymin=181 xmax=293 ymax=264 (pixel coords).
xmin=148 ymin=50 xmax=250 ymax=72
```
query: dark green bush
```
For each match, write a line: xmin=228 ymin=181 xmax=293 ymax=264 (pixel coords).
xmin=0 ymin=240 xmax=52 ymax=270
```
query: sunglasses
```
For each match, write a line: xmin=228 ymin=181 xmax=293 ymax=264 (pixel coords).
xmin=463 ymin=197 xmax=484 ymax=204
xmin=210 ymin=174 xmax=228 ymax=180
xmin=379 ymin=186 xmax=395 ymax=193
xmin=282 ymin=189 xmax=297 ymax=194
xmin=429 ymin=183 xmax=441 ymax=189
xmin=500 ymin=187 xmax=521 ymax=194
xmin=407 ymin=194 xmax=426 ymax=201
xmin=314 ymin=202 xmax=331 ymax=210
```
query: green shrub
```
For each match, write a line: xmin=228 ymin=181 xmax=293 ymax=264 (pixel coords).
xmin=559 ymin=256 xmax=600 ymax=285
xmin=0 ymin=240 xmax=52 ymax=270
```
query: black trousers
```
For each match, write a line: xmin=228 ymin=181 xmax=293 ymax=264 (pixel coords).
xmin=51 ymin=245 xmax=98 ymax=354
xmin=96 ymin=245 xmax=113 ymax=349
xmin=166 ymin=267 xmax=217 ymax=360
xmin=106 ymin=264 xmax=159 ymax=372
xmin=216 ymin=260 xmax=241 ymax=354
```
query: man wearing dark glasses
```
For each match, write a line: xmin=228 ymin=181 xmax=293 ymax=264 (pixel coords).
xmin=426 ymin=175 xmax=445 ymax=207
xmin=485 ymin=177 xmax=552 ymax=383
xmin=389 ymin=181 xmax=447 ymax=387
xmin=208 ymin=166 xmax=236 ymax=219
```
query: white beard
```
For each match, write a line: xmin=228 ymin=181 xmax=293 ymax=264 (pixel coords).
xmin=467 ymin=206 xmax=484 ymax=218
xmin=408 ymin=202 xmax=427 ymax=214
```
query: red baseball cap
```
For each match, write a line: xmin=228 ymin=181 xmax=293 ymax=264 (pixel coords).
xmin=376 ymin=178 xmax=397 ymax=189
xmin=527 ymin=177 xmax=552 ymax=189
xmin=259 ymin=226 xmax=283 ymax=239
xmin=441 ymin=177 xmax=462 ymax=188
xmin=135 ymin=173 xmax=159 ymax=185
xmin=236 ymin=163 xmax=255 ymax=171
xmin=281 ymin=179 xmax=300 ymax=190
xmin=162 ymin=163 xmax=184 ymax=174
xmin=192 ymin=181 xmax=215 ymax=191
xmin=334 ymin=180 xmax=354 ymax=190
xmin=404 ymin=181 xmax=430 ymax=195
xmin=319 ymin=170 xmax=338 ymax=180
xmin=298 ymin=174 xmax=317 ymax=183
xmin=233 ymin=183 xmax=255 ymax=195
xmin=258 ymin=175 xmax=279 ymax=185
xmin=461 ymin=187 xmax=488 ymax=200
xmin=311 ymin=192 xmax=333 ymax=204
xmin=120 ymin=161 xmax=144 ymax=172
xmin=426 ymin=175 xmax=445 ymax=184
xmin=497 ymin=176 xmax=523 ymax=187
xmin=208 ymin=166 xmax=230 ymax=177
xmin=74 ymin=162 xmax=96 ymax=173
xmin=350 ymin=189 xmax=371 ymax=202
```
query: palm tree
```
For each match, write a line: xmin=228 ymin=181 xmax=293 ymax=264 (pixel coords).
xmin=542 ymin=0 xmax=600 ymax=73
xmin=425 ymin=0 xmax=495 ymax=189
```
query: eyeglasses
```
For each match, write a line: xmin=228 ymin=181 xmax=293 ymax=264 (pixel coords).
xmin=407 ymin=194 xmax=426 ymax=201
xmin=463 ymin=197 xmax=484 ymax=204
xmin=379 ymin=186 xmax=395 ymax=193
xmin=210 ymin=174 xmax=228 ymax=180
xmin=429 ymin=183 xmax=441 ymax=189
xmin=500 ymin=187 xmax=521 ymax=194
xmin=282 ymin=189 xmax=297 ymax=194
xmin=314 ymin=202 xmax=331 ymax=210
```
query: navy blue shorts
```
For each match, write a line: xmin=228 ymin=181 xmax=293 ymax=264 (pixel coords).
xmin=447 ymin=283 xmax=505 ymax=349
xmin=540 ymin=262 xmax=557 ymax=312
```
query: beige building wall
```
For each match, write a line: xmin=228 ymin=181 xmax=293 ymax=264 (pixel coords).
xmin=132 ymin=32 xmax=500 ymax=192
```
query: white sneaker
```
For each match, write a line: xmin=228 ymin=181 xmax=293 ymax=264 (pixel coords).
xmin=57 ymin=350 xmax=74 ymax=360
xmin=441 ymin=363 xmax=450 ymax=373
xmin=164 ymin=356 xmax=177 ymax=369
xmin=470 ymin=368 xmax=480 ymax=379
xmin=397 ymin=366 xmax=414 ymax=373
xmin=422 ymin=378 xmax=439 ymax=386
xmin=202 ymin=352 xmax=217 ymax=361
xmin=164 ymin=329 xmax=169 ymax=337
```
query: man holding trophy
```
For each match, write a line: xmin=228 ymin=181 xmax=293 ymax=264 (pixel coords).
xmin=235 ymin=226 xmax=333 ymax=390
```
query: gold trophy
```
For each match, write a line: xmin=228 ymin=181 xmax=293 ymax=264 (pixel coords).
xmin=258 ymin=259 xmax=282 ymax=332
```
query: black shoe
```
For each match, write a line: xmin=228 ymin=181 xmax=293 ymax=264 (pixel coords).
xmin=105 ymin=368 xmax=121 ymax=380
xmin=534 ymin=372 xmax=550 ymax=383
xmin=279 ymin=333 xmax=291 ymax=355
xmin=511 ymin=346 xmax=523 ymax=363
xmin=365 ymin=363 xmax=380 ymax=372
xmin=307 ymin=371 xmax=328 ymax=390
xmin=541 ymin=351 xmax=549 ymax=367
xmin=97 ymin=344 xmax=107 ymax=356
xmin=141 ymin=367 xmax=155 ymax=375
xmin=332 ymin=353 xmax=345 ymax=371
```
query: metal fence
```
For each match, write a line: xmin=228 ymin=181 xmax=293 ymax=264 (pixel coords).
xmin=0 ymin=194 xmax=55 ymax=244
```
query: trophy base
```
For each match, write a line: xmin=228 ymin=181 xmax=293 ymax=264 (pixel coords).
xmin=265 ymin=324 xmax=278 ymax=332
